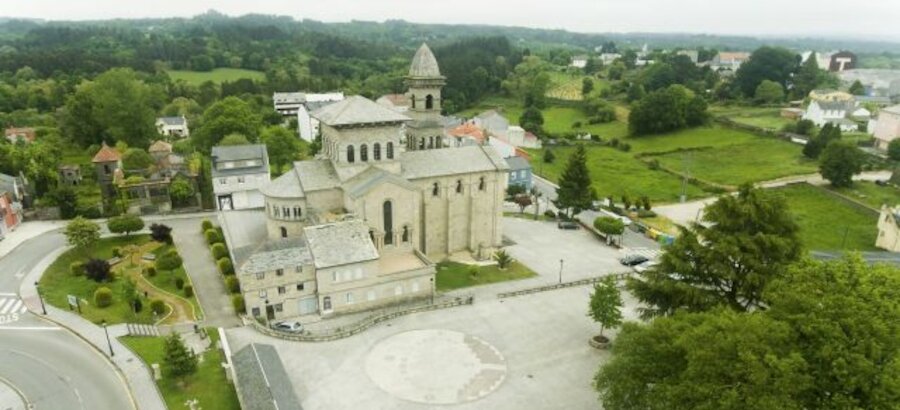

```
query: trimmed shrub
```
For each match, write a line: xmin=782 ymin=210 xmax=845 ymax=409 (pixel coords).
xmin=150 ymin=299 xmax=166 ymax=315
xmin=94 ymin=287 xmax=113 ymax=308
xmin=225 ymin=276 xmax=241 ymax=293
xmin=112 ymin=247 xmax=123 ymax=257
xmin=204 ymin=229 xmax=222 ymax=245
xmin=217 ymin=257 xmax=234 ymax=275
xmin=156 ymin=251 xmax=183 ymax=271
xmin=175 ymin=278 xmax=185 ymax=290
xmin=144 ymin=266 xmax=157 ymax=277
xmin=210 ymin=243 xmax=229 ymax=260
xmin=231 ymin=295 xmax=246 ymax=314
xmin=183 ymin=285 xmax=193 ymax=298
xmin=70 ymin=261 xmax=85 ymax=276
xmin=84 ymin=258 xmax=112 ymax=282
xmin=150 ymin=223 xmax=173 ymax=244
xmin=133 ymin=298 xmax=143 ymax=313
xmin=201 ymin=219 xmax=213 ymax=233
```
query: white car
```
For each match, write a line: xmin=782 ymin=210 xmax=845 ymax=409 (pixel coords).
xmin=272 ymin=321 xmax=303 ymax=333
xmin=633 ymin=260 xmax=658 ymax=273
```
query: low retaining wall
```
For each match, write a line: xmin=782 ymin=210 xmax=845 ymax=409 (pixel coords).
xmin=497 ymin=273 xmax=629 ymax=299
xmin=249 ymin=296 xmax=474 ymax=342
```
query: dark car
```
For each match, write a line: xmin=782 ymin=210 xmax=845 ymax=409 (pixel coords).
xmin=272 ymin=321 xmax=303 ymax=333
xmin=557 ymin=221 xmax=580 ymax=230
xmin=619 ymin=254 xmax=649 ymax=266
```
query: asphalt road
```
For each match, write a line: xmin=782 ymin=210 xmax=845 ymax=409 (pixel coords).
xmin=0 ymin=232 xmax=134 ymax=410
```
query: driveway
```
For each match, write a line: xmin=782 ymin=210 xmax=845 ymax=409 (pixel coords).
xmin=167 ymin=217 xmax=240 ymax=328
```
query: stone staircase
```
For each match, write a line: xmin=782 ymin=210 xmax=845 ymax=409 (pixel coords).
xmin=126 ymin=323 xmax=160 ymax=337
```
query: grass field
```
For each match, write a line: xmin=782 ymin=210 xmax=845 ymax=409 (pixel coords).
xmin=120 ymin=329 xmax=240 ymax=410
xmin=545 ymin=72 xmax=609 ymax=101
xmin=167 ymin=68 xmax=265 ymax=85
xmin=770 ymin=184 xmax=879 ymax=251
xmin=436 ymin=261 xmax=537 ymax=291
xmin=829 ymin=181 xmax=900 ymax=210
xmin=710 ymin=106 xmax=796 ymax=130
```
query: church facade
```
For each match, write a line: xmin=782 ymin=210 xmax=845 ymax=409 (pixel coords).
xmin=239 ymin=44 xmax=509 ymax=321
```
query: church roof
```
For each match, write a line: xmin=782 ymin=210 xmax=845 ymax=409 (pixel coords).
xmin=408 ymin=43 xmax=442 ymax=78
xmin=311 ymin=96 xmax=410 ymax=128
xmin=402 ymin=145 xmax=510 ymax=180
xmin=295 ymin=160 xmax=340 ymax=192
xmin=260 ymin=168 xmax=305 ymax=199
xmin=92 ymin=143 xmax=121 ymax=163
xmin=304 ymin=219 xmax=379 ymax=269
xmin=345 ymin=166 xmax=418 ymax=199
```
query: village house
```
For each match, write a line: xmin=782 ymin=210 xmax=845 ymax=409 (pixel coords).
xmin=212 ymin=144 xmax=271 ymax=211
xmin=803 ymin=100 xmax=863 ymax=132
xmin=710 ymin=51 xmax=750 ymax=71
xmin=273 ymin=92 xmax=345 ymax=142
xmin=4 ymin=127 xmax=36 ymax=144
xmin=228 ymin=44 xmax=508 ymax=321
xmin=155 ymin=116 xmax=190 ymax=138
xmin=876 ymin=205 xmax=900 ymax=251
xmin=570 ymin=55 xmax=588 ymax=69
xmin=0 ymin=173 xmax=24 ymax=239
xmin=873 ymin=105 xmax=900 ymax=150
xmin=473 ymin=110 xmax=510 ymax=135
xmin=505 ymin=156 xmax=533 ymax=191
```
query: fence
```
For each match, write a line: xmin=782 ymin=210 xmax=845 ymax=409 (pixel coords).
xmin=249 ymin=296 xmax=474 ymax=342
xmin=497 ymin=273 xmax=629 ymax=299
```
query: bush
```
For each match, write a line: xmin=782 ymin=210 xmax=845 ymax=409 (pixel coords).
xmin=70 ymin=261 xmax=85 ymax=276
xmin=204 ymin=229 xmax=222 ymax=245
xmin=94 ymin=287 xmax=113 ymax=308
xmin=494 ymin=249 xmax=513 ymax=269
xmin=468 ymin=265 xmax=480 ymax=278
xmin=888 ymin=139 xmax=900 ymax=161
xmin=150 ymin=223 xmax=173 ymax=244
xmin=210 ymin=243 xmax=229 ymax=260
xmin=225 ymin=276 xmax=241 ymax=293
xmin=175 ymin=278 xmax=185 ymax=290
xmin=144 ymin=266 xmax=157 ymax=277
xmin=84 ymin=258 xmax=112 ymax=282
xmin=112 ymin=247 xmax=123 ymax=258
xmin=637 ymin=209 xmax=657 ymax=218
xmin=572 ymin=121 xmax=583 ymax=128
xmin=618 ymin=143 xmax=631 ymax=152
xmin=183 ymin=285 xmax=193 ymax=297
xmin=156 ymin=251 xmax=183 ymax=271
xmin=150 ymin=299 xmax=166 ymax=315
xmin=217 ymin=257 xmax=234 ymax=275
xmin=231 ymin=295 xmax=246 ymax=314
xmin=608 ymin=138 xmax=620 ymax=147
xmin=544 ymin=210 xmax=557 ymax=219
xmin=201 ymin=219 xmax=213 ymax=233
xmin=133 ymin=298 xmax=143 ymax=313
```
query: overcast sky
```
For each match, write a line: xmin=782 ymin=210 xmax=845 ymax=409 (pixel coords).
xmin=5 ymin=0 xmax=900 ymax=41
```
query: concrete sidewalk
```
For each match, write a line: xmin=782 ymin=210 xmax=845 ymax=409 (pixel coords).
xmin=18 ymin=246 xmax=166 ymax=410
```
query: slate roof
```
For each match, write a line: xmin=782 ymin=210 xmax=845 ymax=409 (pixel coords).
xmin=295 ymin=160 xmax=340 ymax=192
xmin=304 ymin=219 xmax=379 ymax=269
xmin=408 ymin=43 xmax=442 ymax=78
xmin=92 ymin=143 xmax=121 ymax=163
xmin=344 ymin=166 xmax=417 ymax=199
xmin=240 ymin=238 xmax=312 ymax=275
xmin=401 ymin=145 xmax=510 ymax=179
xmin=311 ymin=96 xmax=410 ymax=128
xmin=212 ymin=144 xmax=270 ymax=178
xmin=232 ymin=344 xmax=303 ymax=410
xmin=156 ymin=116 xmax=186 ymax=126
xmin=505 ymin=155 xmax=531 ymax=172
xmin=260 ymin=168 xmax=305 ymax=198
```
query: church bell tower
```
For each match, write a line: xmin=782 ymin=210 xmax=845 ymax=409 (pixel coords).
xmin=405 ymin=43 xmax=446 ymax=151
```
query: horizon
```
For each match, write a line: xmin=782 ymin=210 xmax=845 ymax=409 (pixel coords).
xmin=4 ymin=0 xmax=900 ymax=43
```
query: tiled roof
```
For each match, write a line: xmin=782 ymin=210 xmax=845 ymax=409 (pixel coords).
xmin=408 ymin=43 xmax=442 ymax=78
xmin=304 ymin=219 xmax=379 ymax=269
xmin=344 ymin=166 xmax=417 ymax=199
xmin=311 ymin=96 xmax=410 ymax=127
xmin=402 ymin=145 xmax=510 ymax=179
xmin=92 ymin=143 xmax=121 ymax=163
xmin=377 ymin=94 xmax=409 ymax=107
xmin=447 ymin=123 xmax=486 ymax=141
xmin=148 ymin=140 xmax=172 ymax=153
xmin=4 ymin=127 xmax=36 ymax=142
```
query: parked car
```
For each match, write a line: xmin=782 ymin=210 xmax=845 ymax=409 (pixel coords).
xmin=557 ymin=221 xmax=580 ymax=230
xmin=633 ymin=260 xmax=658 ymax=273
xmin=272 ymin=321 xmax=303 ymax=333
xmin=619 ymin=254 xmax=649 ymax=266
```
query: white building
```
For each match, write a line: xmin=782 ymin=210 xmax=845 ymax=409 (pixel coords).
xmin=212 ymin=144 xmax=271 ymax=211
xmin=473 ymin=110 xmax=510 ymax=135
xmin=155 ymin=116 xmax=189 ymax=138
xmin=599 ymin=53 xmax=621 ymax=65
xmin=570 ymin=55 xmax=588 ymax=69
xmin=710 ymin=52 xmax=751 ymax=71
xmin=273 ymin=92 xmax=345 ymax=142
xmin=874 ymin=105 xmax=900 ymax=150
xmin=803 ymin=100 xmax=860 ymax=132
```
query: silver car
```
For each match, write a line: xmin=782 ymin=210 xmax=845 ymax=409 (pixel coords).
xmin=272 ymin=321 xmax=303 ymax=333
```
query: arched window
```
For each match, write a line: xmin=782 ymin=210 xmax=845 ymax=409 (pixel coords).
xmin=479 ymin=177 xmax=486 ymax=191
xmin=360 ymin=144 xmax=368 ymax=162
xmin=387 ymin=142 xmax=394 ymax=159
xmin=428 ymin=136 xmax=434 ymax=149
xmin=374 ymin=143 xmax=381 ymax=160
xmin=402 ymin=226 xmax=410 ymax=243
xmin=280 ymin=226 xmax=288 ymax=238
xmin=425 ymin=94 xmax=434 ymax=110
xmin=456 ymin=180 xmax=463 ymax=194
xmin=411 ymin=95 xmax=416 ymax=109
xmin=432 ymin=182 xmax=440 ymax=197
xmin=347 ymin=145 xmax=355 ymax=163
xmin=383 ymin=200 xmax=393 ymax=245
xmin=419 ymin=138 xmax=425 ymax=150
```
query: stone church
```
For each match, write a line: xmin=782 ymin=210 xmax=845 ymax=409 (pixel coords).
xmin=238 ymin=44 xmax=509 ymax=321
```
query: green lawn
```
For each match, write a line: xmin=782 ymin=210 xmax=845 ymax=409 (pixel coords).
xmin=120 ymin=329 xmax=240 ymax=410
xmin=829 ymin=181 xmax=900 ymax=210
xmin=651 ymin=138 xmax=817 ymax=186
xmin=770 ymin=184 xmax=879 ymax=251
xmin=167 ymin=68 xmax=265 ymax=85
xmin=146 ymin=245 xmax=203 ymax=319
xmin=436 ymin=261 xmax=537 ymax=291
xmin=625 ymin=125 xmax=759 ymax=154
xmin=710 ymin=106 xmax=795 ymax=130
xmin=39 ymin=235 xmax=159 ymax=324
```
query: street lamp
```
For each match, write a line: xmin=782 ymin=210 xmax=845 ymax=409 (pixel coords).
xmin=558 ymin=259 xmax=564 ymax=284
xmin=101 ymin=320 xmax=114 ymax=357
xmin=34 ymin=281 xmax=46 ymax=315
xmin=264 ymin=299 xmax=270 ymax=328
xmin=430 ymin=277 xmax=435 ymax=305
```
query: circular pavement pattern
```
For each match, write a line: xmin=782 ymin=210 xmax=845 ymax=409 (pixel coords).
xmin=0 ymin=377 xmax=28 ymax=410
xmin=365 ymin=329 xmax=507 ymax=405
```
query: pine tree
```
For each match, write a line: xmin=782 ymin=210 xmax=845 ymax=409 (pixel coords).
xmin=555 ymin=144 xmax=595 ymax=217
xmin=793 ymin=52 xmax=822 ymax=99
xmin=163 ymin=333 xmax=198 ymax=378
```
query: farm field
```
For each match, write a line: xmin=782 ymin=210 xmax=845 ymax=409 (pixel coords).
xmin=770 ymin=183 xmax=879 ymax=251
xmin=545 ymin=71 xmax=609 ymax=101
xmin=829 ymin=181 xmax=900 ymax=210
xmin=458 ymin=96 xmax=628 ymax=139
xmin=167 ymin=68 xmax=265 ymax=85
xmin=710 ymin=106 xmax=795 ymax=130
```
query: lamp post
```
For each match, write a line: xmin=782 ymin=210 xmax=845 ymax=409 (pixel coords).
xmin=430 ymin=277 xmax=435 ymax=305
xmin=264 ymin=299 xmax=271 ymax=328
xmin=558 ymin=259 xmax=564 ymax=284
xmin=34 ymin=281 xmax=46 ymax=315
xmin=101 ymin=320 xmax=114 ymax=357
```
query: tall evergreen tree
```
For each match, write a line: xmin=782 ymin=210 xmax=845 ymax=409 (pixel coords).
xmin=792 ymin=52 xmax=822 ymax=98
xmin=163 ymin=333 xmax=198 ymax=378
xmin=555 ymin=144 xmax=595 ymax=217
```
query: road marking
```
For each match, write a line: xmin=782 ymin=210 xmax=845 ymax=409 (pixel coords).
xmin=0 ymin=292 xmax=16 ymax=296
xmin=0 ymin=297 xmax=26 ymax=315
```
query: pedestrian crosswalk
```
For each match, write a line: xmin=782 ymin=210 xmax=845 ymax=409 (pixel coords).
xmin=0 ymin=296 xmax=27 ymax=315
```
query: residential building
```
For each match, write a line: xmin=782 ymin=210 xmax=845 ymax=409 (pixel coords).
xmin=272 ymin=92 xmax=306 ymax=117
xmin=803 ymin=100 xmax=861 ymax=132
xmin=504 ymin=125 xmax=542 ymax=149
xmin=376 ymin=93 xmax=410 ymax=113
xmin=473 ymin=110 xmax=510 ymax=135
xmin=155 ymin=116 xmax=189 ymax=138
xmin=876 ymin=205 xmax=900 ymax=251
xmin=0 ymin=173 xmax=23 ymax=239
xmin=4 ymin=127 xmax=36 ymax=144
xmin=57 ymin=164 xmax=82 ymax=187
xmin=506 ymin=156 xmax=533 ymax=191
xmin=599 ymin=53 xmax=621 ymax=65
xmin=231 ymin=344 xmax=302 ymax=410
xmin=233 ymin=44 xmax=508 ymax=321
xmin=570 ymin=55 xmax=588 ymax=69
xmin=447 ymin=123 xmax=486 ymax=147
xmin=212 ymin=144 xmax=271 ymax=211
xmin=280 ymin=92 xmax=345 ymax=143
xmin=710 ymin=52 xmax=751 ymax=71
xmin=874 ymin=105 xmax=900 ymax=150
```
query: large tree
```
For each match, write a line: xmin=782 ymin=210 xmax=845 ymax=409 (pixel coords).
xmin=754 ymin=80 xmax=785 ymax=104
xmin=628 ymin=85 xmax=707 ymax=136
xmin=735 ymin=46 xmax=798 ymax=98
xmin=163 ymin=333 xmax=198 ymax=378
xmin=555 ymin=144 xmax=595 ymax=217
xmin=819 ymin=140 xmax=863 ymax=188
xmin=107 ymin=215 xmax=145 ymax=236
xmin=64 ymin=217 xmax=101 ymax=249
xmin=628 ymin=185 xmax=802 ymax=317
xmin=792 ymin=52 xmax=824 ymax=99
xmin=192 ymin=96 xmax=263 ymax=152
xmin=261 ymin=125 xmax=303 ymax=174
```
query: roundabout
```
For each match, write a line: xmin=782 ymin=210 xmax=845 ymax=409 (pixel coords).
xmin=364 ymin=329 xmax=507 ymax=405
xmin=0 ymin=376 xmax=28 ymax=410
